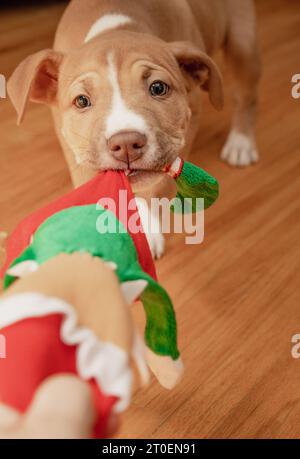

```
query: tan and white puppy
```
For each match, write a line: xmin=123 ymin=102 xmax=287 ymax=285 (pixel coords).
xmin=7 ymin=0 xmax=260 ymax=257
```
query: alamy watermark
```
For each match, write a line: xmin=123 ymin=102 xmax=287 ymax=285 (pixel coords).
xmin=0 ymin=74 xmax=6 ymax=99
xmin=291 ymin=74 xmax=300 ymax=99
xmin=96 ymin=191 xmax=205 ymax=245
xmin=291 ymin=334 xmax=300 ymax=359
xmin=0 ymin=73 xmax=6 ymax=354
xmin=0 ymin=334 xmax=6 ymax=359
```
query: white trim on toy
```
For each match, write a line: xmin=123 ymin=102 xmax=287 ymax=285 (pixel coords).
xmin=0 ymin=292 xmax=132 ymax=412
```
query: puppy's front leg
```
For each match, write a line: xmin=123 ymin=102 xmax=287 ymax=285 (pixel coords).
xmin=135 ymin=175 xmax=177 ymax=260
xmin=136 ymin=197 xmax=165 ymax=260
xmin=221 ymin=0 xmax=261 ymax=167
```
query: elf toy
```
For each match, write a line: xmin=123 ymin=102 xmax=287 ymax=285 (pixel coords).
xmin=0 ymin=252 xmax=149 ymax=438
xmin=0 ymin=158 xmax=219 ymax=433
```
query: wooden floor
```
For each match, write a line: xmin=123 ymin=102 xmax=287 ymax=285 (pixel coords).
xmin=1 ymin=0 xmax=300 ymax=439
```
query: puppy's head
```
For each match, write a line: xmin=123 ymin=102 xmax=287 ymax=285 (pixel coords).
xmin=8 ymin=31 xmax=223 ymax=188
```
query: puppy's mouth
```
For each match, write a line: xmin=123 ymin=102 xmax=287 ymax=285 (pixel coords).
xmin=124 ymin=169 xmax=140 ymax=177
xmin=123 ymin=168 xmax=164 ymax=185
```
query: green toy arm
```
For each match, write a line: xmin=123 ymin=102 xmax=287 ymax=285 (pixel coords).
xmin=121 ymin=270 xmax=180 ymax=361
xmin=164 ymin=158 xmax=219 ymax=213
xmin=176 ymin=161 xmax=219 ymax=210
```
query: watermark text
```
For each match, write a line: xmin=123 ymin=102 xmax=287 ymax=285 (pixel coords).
xmin=96 ymin=192 xmax=204 ymax=245
xmin=291 ymin=74 xmax=300 ymax=99
xmin=0 ymin=74 xmax=6 ymax=99
xmin=0 ymin=334 xmax=6 ymax=359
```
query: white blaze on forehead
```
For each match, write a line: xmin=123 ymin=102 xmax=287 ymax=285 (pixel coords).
xmin=84 ymin=14 xmax=132 ymax=43
xmin=105 ymin=52 xmax=148 ymax=139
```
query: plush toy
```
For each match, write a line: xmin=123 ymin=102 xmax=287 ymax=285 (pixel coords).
xmin=1 ymin=171 xmax=179 ymax=389
xmin=0 ymin=252 xmax=148 ymax=438
xmin=0 ymin=160 xmax=218 ymax=391
xmin=163 ymin=156 xmax=219 ymax=212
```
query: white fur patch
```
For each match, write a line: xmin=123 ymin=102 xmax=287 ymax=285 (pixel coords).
xmin=105 ymin=53 xmax=148 ymax=139
xmin=84 ymin=14 xmax=132 ymax=43
xmin=221 ymin=129 xmax=259 ymax=167
xmin=135 ymin=198 xmax=165 ymax=260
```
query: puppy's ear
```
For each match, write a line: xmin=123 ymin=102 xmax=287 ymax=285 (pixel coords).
xmin=7 ymin=49 xmax=64 ymax=124
xmin=168 ymin=41 xmax=224 ymax=110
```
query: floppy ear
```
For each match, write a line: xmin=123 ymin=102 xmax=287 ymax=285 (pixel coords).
xmin=169 ymin=41 xmax=224 ymax=110
xmin=7 ymin=49 xmax=64 ymax=124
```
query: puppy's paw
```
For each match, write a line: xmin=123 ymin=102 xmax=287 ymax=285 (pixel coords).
xmin=221 ymin=130 xmax=259 ymax=167
xmin=146 ymin=231 xmax=165 ymax=260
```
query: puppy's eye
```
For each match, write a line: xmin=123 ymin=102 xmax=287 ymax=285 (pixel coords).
xmin=74 ymin=95 xmax=91 ymax=109
xmin=149 ymin=80 xmax=169 ymax=97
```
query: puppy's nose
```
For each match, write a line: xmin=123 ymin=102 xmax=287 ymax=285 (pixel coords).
xmin=108 ymin=131 xmax=147 ymax=164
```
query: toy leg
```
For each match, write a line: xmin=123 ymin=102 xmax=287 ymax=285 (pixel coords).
xmin=122 ymin=269 xmax=183 ymax=388
xmin=132 ymin=329 xmax=182 ymax=389
xmin=0 ymin=375 xmax=96 ymax=439
xmin=221 ymin=0 xmax=261 ymax=167
xmin=146 ymin=348 xmax=184 ymax=390
xmin=136 ymin=277 xmax=184 ymax=389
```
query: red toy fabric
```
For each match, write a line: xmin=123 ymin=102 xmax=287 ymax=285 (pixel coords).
xmin=0 ymin=313 xmax=116 ymax=438
xmin=1 ymin=171 xmax=156 ymax=280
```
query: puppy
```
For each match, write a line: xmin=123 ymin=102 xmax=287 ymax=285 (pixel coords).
xmin=7 ymin=0 xmax=260 ymax=257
